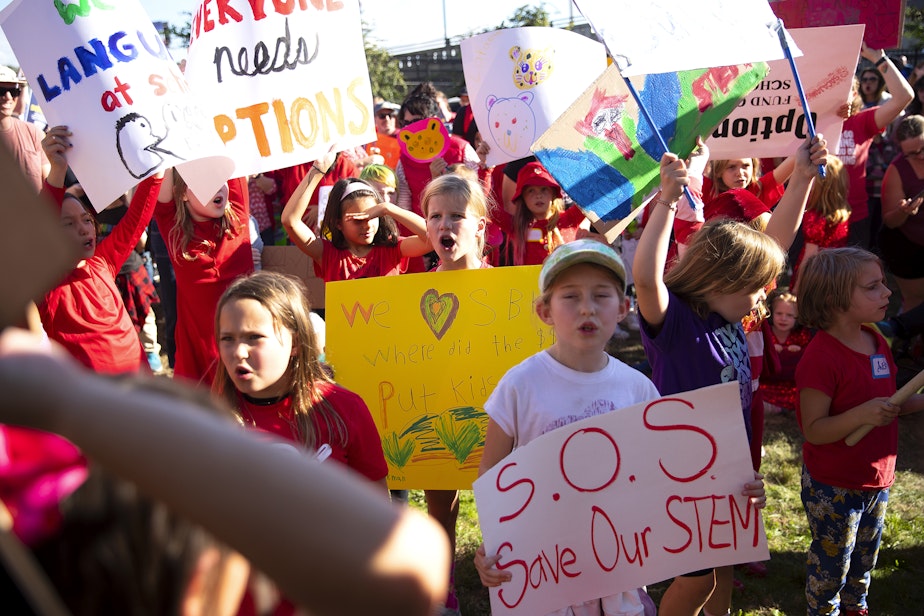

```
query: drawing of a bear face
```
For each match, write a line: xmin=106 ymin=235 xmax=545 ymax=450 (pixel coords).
xmin=510 ymin=46 xmax=553 ymax=90
xmin=398 ymin=118 xmax=448 ymax=161
xmin=485 ymin=92 xmax=536 ymax=157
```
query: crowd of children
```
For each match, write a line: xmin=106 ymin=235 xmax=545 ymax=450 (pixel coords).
xmin=3 ymin=34 xmax=924 ymax=616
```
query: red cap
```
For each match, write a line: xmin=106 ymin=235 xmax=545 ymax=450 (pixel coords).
xmin=512 ymin=162 xmax=562 ymax=203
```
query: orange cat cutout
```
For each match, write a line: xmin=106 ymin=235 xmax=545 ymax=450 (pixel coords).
xmin=397 ymin=118 xmax=451 ymax=163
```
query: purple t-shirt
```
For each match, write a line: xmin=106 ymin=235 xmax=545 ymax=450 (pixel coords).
xmin=640 ymin=291 xmax=753 ymax=441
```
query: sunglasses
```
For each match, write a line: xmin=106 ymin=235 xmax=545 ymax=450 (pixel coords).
xmin=376 ymin=112 xmax=395 ymax=120
xmin=0 ymin=86 xmax=21 ymax=97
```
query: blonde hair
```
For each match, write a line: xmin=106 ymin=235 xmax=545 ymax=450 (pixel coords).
xmin=708 ymin=158 xmax=762 ymax=198
xmin=168 ymin=169 xmax=242 ymax=262
xmin=806 ymin=156 xmax=850 ymax=226
xmin=797 ymin=247 xmax=882 ymax=331
xmin=665 ymin=218 xmax=785 ymax=319
xmin=511 ymin=192 xmax=565 ymax=266
xmin=212 ymin=271 xmax=347 ymax=450
xmin=421 ymin=174 xmax=490 ymax=256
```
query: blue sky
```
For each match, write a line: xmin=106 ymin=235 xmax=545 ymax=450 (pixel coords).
xmin=0 ymin=0 xmax=580 ymax=66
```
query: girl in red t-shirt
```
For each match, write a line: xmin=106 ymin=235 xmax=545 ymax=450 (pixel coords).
xmin=213 ymin=270 xmax=389 ymax=615
xmin=281 ymin=152 xmax=431 ymax=282
xmin=491 ymin=161 xmax=588 ymax=266
xmin=154 ymin=170 xmax=253 ymax=385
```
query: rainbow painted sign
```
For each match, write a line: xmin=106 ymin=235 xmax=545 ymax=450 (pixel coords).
xmin=532 ymin=63 xmax=767 ymax=225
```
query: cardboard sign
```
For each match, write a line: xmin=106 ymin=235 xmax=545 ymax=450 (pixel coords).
xmin=396 ymin=118 xmax=451 ymax=163
xmin=532 ymin=63 xmax=767 ymax=227
xmin=707 ymin=25 xmax=864 ymax=159
xmin=460 ymin=27 xmax=607 ymax=167
xmin=0 ymin=0 xmax=234 ymax=211
xmin=475 ymin=382 xmax=769 ymax=615
xmin=184 ymin=0 xmax=375 ymax=177
xmin=326 ymin=267 xmax=554 ymax=489
xmin=0 ymin=144 xmax=78 ymax=328
xmin=573 ymin=0 xmax=800 ymax=76
xmin=770 ymin=0 xmax=904 ymax=50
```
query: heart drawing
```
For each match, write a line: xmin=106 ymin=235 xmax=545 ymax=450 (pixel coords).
xmin=419 ymin=288 xmax=460 ymax=340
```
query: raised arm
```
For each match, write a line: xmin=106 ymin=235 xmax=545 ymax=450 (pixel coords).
xmin=364 ymin=202 xmax=431 ymax=257
xmin=632 ymin=154 xmax=688 ymax=331
xmin=858 ymin=44 xmax=913 ymax=129
xmin=40 ymin=125 xmax=71 ymax=190
xmin=0 ymin=328 xmax=450 ymax=616
xmin=763 ymin=135 xmax=828 ymax=249
xmin=281 ymin=156 xmax=335 ymax=263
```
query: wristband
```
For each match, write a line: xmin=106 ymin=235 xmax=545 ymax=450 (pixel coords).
xmin=875 ymin=55 xmax=888 ymax=67
xmin=656 ymin=198 xmax=678 ymax=212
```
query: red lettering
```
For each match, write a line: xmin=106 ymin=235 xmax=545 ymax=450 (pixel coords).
xmin=248 ymin=0 xmax=268 ymax=19
xmin=272 ymin=0 xmax=295 ymax=14
xmin=643 ymin=398 xmax=717 ymax=482
xmin=729 ymin=494 xmax=761 ymax=548
xmin=496 ymin=463 xmax=534 ymax=523
xmin=590 ymin=505 xmax=619 ymax=571
xmin=202 ymin=0 xmax=215 ymax=32
xmin=559 ymin=427 xmax=620 ymax=493
xmin=707 ymin=495 xmax=731 ymax=550
xmin=495 ymin=542 xmax=527 ymax=608
xmin=560 ymin=547 xmax=579 ymax=578
xmin=663 ymin=495 xmax=693 ymax=554
xmin=216 ymin=0 xmax=244 ymax=24
xmin=621 ymin=526 xmax=651 ymax=566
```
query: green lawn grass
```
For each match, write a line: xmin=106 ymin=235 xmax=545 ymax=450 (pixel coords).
xmin=411 ymin=411 xmax=924 ymax=615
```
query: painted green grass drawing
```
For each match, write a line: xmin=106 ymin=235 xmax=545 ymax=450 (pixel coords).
xmin=382 ymin=431 xmax=415 ymax=468
xmin=434 ymin=414 xmax=481 ymax=464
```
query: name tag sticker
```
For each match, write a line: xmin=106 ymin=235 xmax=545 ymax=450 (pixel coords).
xmin=526 ymin=228 xmax=544 ymax=242
xmin=871 ymin=354 xmax=890 ymax=379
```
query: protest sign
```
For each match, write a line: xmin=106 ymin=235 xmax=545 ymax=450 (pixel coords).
xmin=326 ymin=267 xmax=554 ymax=489
xmin=532 ymin=63 xmax=767 ymax=227
xmin=573 ymin=0 xmax=798 ymax=76
xmin=707 ymin=25 xmax=863 ymax=159
xmin=184 ymin=0 xmax=375 ymax=177
xmin=770 ymin=0 xmax=904 ymax=50
xmin=0 ymin=0 xmax=233 ymax=211
xmin=460 ymin=27 xmax=607 ymax=167
xmin=475 ymin=382 xmax=769 ymax=615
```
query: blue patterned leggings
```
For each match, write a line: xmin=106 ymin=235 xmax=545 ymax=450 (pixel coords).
xmin=801 ymin=466 xmax=889 ymax=615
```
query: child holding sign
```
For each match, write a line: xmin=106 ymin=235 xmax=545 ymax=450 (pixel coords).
xmin=474 ymin=239 xmax=662 ymax=615
xmin=633 ymin=135 xmax=826 ymax=616
xmin=281 ymin=152 xmax=431 ymax=281
xmin=795 ymin=247 xmax=924 ymax=616
xmin=39 ymin=125 xmax=163 ymax=374
xmin=420 ymin=172 xmax=490 ymax=613
xmin=155 ymin=170 xmax=253 ymax=385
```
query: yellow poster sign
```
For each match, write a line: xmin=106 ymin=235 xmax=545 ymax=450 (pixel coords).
xmin=326 ymin=267 xmax=554 ymax=489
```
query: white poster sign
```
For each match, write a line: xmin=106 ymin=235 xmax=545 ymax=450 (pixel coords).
xmin=184 ymin=0 xmax=375 ymax=177
xmin=573 ymin=0 xmax=800 ymax=76
xmin=0 ymin=0 xmax=233 ymax=211
xmin=461 ymin=27 xmax=607 ymax=167
xmin=706 ymin=25 xmax=863 ymax=159
xmin=474 ymin=382 xmax=769 ymax=615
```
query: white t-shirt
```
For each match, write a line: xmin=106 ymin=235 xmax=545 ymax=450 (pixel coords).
xmin=484 ymin=350 xmax=660 ymax=616
xmin=486 ymin=350 xmax=660 ymax=450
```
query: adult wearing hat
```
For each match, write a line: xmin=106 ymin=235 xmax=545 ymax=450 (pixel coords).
xmin=0 ymin=66 xmax=48 ymax=193
xmin=370 ymin=101 xmax=401 ymax=170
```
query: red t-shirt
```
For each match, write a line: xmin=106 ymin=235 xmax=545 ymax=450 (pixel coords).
xmin=491 ymin=205 xmax=586 ymax=266
xmin=796 ymin=327 xmax=898 ymax=490
xmin=315 ymin=238 xmax=405 ymax=281
xmin=40 ymin=176 xmax=162 ymax=374
xmin=836 ymin=108 xmax=881 ymax=222
xmin=154 ymin=177 xmax=253 ymax=385
xmin=235 ymin=381 xmax=387 ymax=482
